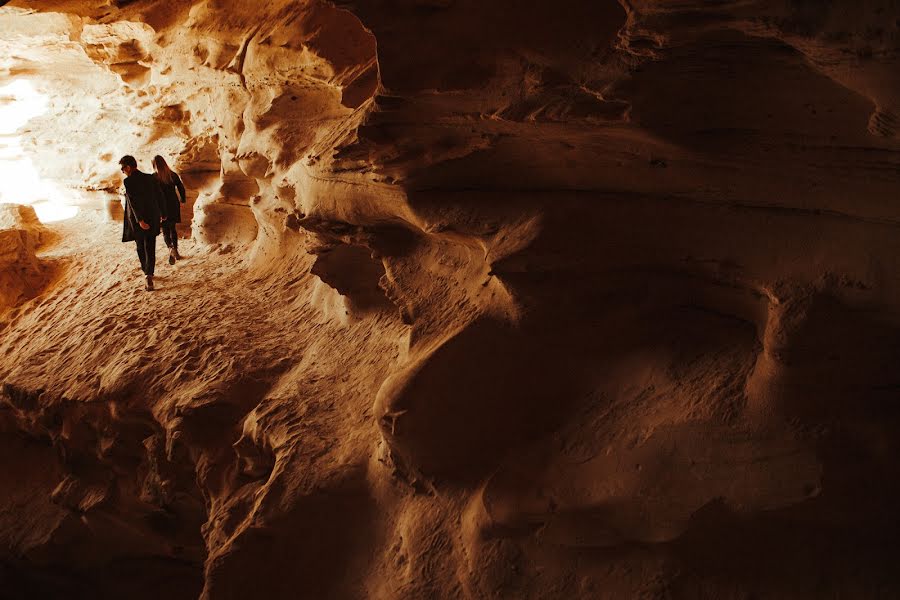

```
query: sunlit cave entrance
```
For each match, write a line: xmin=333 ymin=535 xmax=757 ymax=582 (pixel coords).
xmin=0 ymin=80 xmax=81 ymax=222
xmin=0 ymin=7 xmax=167 ymax=226
xmin=0 ymin=8 xmax=211 ymax=598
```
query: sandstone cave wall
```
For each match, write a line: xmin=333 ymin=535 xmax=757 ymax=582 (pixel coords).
xmin=1 ymin=1 xmax=900 ymax=598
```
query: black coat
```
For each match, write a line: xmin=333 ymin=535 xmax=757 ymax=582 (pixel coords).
xmin=122 ymin=170 xmax=163 ymax=242
xmin=158 ymin=172 xmax=186 ymax=224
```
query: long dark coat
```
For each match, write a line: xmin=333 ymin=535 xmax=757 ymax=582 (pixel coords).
xmin=158 ymin=172 xmax=187 ymax=224
xmin=122 ymin=170 xmax=163 ymax=243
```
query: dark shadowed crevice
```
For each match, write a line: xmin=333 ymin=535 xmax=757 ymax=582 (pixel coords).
xmin=311 ymin=243 xmax=393 ymax=312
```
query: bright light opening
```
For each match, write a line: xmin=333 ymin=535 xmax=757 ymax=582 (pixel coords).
xmin=0 ymin=79 xmax=79 ymax=223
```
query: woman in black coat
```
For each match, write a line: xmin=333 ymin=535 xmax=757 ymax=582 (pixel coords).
xmin=152 ymin=154 xmax=187 ymax=264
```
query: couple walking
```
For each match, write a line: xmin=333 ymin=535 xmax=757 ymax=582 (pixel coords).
xmin=119 ymin=155 xmax=187 ymax=291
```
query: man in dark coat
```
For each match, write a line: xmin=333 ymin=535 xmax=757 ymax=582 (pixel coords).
xmin=119 ymin=155 xmax=164 ymax=291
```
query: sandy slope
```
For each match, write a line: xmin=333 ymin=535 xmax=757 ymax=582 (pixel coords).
xmin=1 ymin=210 xmax=408 ymax=597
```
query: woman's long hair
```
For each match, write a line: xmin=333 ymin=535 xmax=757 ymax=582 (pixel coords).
xmin=152 ymin=155 xmax=174 ymax=185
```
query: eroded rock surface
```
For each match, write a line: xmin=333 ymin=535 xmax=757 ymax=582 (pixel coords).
xmin=1 ymin=1 xmax=899 ymax=598
xmin=0 ymin=204 xmax=51 ymax=308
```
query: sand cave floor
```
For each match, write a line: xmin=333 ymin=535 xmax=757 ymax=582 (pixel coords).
xmin=0 ymin=208 xmax=406 ymax=486
xmin=1 ymin=214 xmax=291 ymax=394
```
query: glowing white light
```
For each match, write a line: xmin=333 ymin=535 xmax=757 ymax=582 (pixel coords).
xmin=0 ymin=79 xmax=79 ymax=223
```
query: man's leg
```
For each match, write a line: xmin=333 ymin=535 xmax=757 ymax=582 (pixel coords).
xmin=140 ymin=235 xmax=155 ymax=291
xmin=145 ymin=235 xmax=156 ymax=277
xmin=135 ymin=239 xmax=147 ymax=273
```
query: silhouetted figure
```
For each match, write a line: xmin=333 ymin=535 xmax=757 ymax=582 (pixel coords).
xmin=152 ymin=154 xmax=187 ymax=265
xmin=119 ymin=155 xmax=163 ymax=291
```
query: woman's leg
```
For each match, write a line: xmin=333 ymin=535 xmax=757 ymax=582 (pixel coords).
xmin=162 ymin=221 xmax=179 ymax=263
xmin=162 ymin=221 xmax=175 ymax=248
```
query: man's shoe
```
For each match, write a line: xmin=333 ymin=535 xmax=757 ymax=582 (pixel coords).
xmin=146 ymin=275 xmax=154 ymax=291
xmin=168 ymin=249 xmax=175 ymax=265
xmin=174 ymin=249 xmax=182 ymax=260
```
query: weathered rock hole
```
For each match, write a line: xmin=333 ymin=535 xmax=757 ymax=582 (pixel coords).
xmin=311 ymin=244 xmax=393 ymax=313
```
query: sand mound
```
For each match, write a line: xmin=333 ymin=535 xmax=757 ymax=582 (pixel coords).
xmin=0 ymin=204 xmax=49 ymax=309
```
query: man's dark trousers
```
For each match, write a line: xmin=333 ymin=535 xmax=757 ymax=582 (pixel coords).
xmin=135 ymin=234 xmax=156 ymax=276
